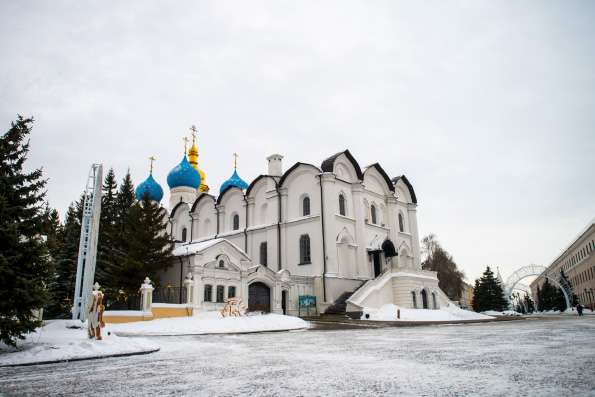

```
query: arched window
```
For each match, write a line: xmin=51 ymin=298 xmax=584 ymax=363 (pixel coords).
xmin=218 ymin=259 xmax=225 ymax=268
xmin=370 ymin=205 xmax=377 ymax=224
xmin=411 ymin=291 xmax=417 ymax=308
xmin=302 ymin=196 xmax=311 ymax=216
xmin=204 ymin=285 xmax=212 ymax=302
xmin=339 ymin=194 xmax=346 ymax=216
xmin=216 ymin=285 xmax=225 ymax=303
xmin=232 ymin=214 xmax=240 ymax=230
xmin=299 ymin=234 xmax=311 ymax=264
xmin=432 ymin=292 xmax=437 ymax=309
xmin=228 ymin=286 xmax=236 ymax=298
xmin=260 ymin=242 xmax=268 ymax=267
xmin=398 ymin=213 xmax=404 ymax=232
xmin=181 ymin=227 xmax=187 ymax=242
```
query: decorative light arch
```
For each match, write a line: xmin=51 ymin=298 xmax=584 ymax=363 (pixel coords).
xmin=505 ymin=264 xmax=572 ymax=310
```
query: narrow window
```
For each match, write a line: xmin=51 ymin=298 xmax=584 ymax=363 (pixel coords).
xmin=371 ymin=205 xmax=377 ymax=224
xmin=233 ymin=214 xmax=240 ymax=230
xmin=411 ymin=291 xmax=417 ymax=308
xmin=432 ymin=292 xmax=437 ymax=309
xmin=299 ymin=234 xmax=311 ymax=264
xmin=302 ymin=196 xmax=311 ymax=216
xmin=260 ymin=242 xmax=268 ymax=266
xmin=204 ymin=285 xmax=212 ymax=302
xmin=182 ymin=227 xmax=187 ymax=242
xmin=398 ymin=213 xmax=404 ymax=232
xmin=218 ymin=259 xmax=225 ymax=268
xmin=339 ymin=194 xmax=346 ymax=216
xmin=216 ymin=285 xmax=225 ymax=303
xmin=228 ymin=286 xmax=236 ymax=298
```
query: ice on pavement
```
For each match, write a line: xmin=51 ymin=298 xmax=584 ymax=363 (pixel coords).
xmin=0 ymin=320 xmax=159 ymax=367
xmin=109 ymin=311 xmax=310 ymax=336
xmin=1 ymin=316 xmax=593 ymax=396
xmin=362 ymin=304 xmax=493 ymax=321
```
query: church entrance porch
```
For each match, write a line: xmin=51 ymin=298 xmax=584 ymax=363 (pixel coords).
xmin=248 ymin=282 xmax=271 ymax=313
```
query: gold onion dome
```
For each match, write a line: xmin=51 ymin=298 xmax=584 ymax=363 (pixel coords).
xmin=188 ymin=126 xmax=209 ymax=192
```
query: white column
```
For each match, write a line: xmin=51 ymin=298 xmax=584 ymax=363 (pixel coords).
xmin=351 ymin=184 xmax=367 ymax=278
xmin=408 ymin=204 xmax=422 ymax=269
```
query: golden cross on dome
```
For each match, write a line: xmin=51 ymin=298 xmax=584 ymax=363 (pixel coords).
xmin=233 ymin=152 xmax=239 ymax=169
xmin=182 ymin=136 xmax=189 ymax=153
xmin=148 ymin=156 xmax=156 ymax=174
xmin=190 ymin=125 xmax=197 ymax=143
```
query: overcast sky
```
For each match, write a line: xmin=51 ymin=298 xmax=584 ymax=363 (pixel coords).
xmin=1 ymin=1 xmax=594 ymax=282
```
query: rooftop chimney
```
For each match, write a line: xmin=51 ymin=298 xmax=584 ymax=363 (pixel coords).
xmin=266 ymin=154 xmax=283 ymax=177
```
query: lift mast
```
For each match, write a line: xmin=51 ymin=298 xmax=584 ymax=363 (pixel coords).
xmin=72 ymin=164 xmax=103 ymax=321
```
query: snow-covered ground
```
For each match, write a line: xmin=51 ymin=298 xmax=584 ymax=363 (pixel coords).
xmin=110 ymin=312 xmax=310 ymax=336
xmin=0 ymin=320 xmax=159 ymax=367
xmin=362 ymin=304 xmax=493 ymax=321
xmin=0 ymin=316 xmax=592 ymax=396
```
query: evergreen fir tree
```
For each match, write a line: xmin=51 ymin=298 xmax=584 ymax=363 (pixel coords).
xmin=96 ymin=168 xmax=118 ymax=287
xmin=0 ymin=116 xmax=51 ymax=346
xmin=524 ymin=293 xmax=535 ymax=313
xmin=101 ymin=195 xmax=173 ymax=307
xmin=559 ymin=269 xmax=578 ymax=306
xmin=536 ymin=286 xmax=543 ymax=311
xmin=45 ymin=200 xmax=83 ymax=318
xmin=115 ymin=170 xmax=135 ymax=233
xmin=471 ymin=266 xmax=509 ymax=312
xmin=472 ymin=279 xmax=483 ymax=312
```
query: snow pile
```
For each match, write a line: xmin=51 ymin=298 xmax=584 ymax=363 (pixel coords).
xmin=110 ymin=312 xmax=310 ymax=336
xmin=482 ymin=310 xmax=522 ymax=317
xmin=0 ymin=320 xmax=159 ymax=367
xmin=362 ymin=304 xmax=493 ymax=322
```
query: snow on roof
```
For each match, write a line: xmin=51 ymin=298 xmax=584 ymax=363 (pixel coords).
xmin=173 ymin=238 xmax=224 ymax=256
xmin=172 ymin=238 xmax=249 ymax=258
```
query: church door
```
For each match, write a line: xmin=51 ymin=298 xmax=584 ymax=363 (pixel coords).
xmin=281 ymin=290 xmax=287 ymax=315
xmin=373 ymin=252 xmax=382 ymax=277
xmin=421 ymin=289 xmax=428 ymax=309
xmin=248 ymin=282 xmax=271 ymax=313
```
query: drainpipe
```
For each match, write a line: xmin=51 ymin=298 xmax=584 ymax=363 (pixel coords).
xmin=178 ymin=256 xmax=184 ymax=303
xmin=215 ymin=205 xmax=220 ymax=237
xmin=318 ymin=174 xmax=327 ymax=303
xmin=275 ymin=180 xmax=282 ymax=271
xmin=244 ymin=195 xmax=249 ymax=252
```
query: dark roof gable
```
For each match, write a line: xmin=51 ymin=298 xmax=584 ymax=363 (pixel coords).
xmin=320 ymin=149 xmax=363 ymax=180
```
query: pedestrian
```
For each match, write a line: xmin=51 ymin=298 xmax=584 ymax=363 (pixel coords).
xmin=576 ymin=303 xmax=583 ymax=316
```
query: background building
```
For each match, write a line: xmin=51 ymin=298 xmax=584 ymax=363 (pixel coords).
xmin=530 ymin=219 xmax=595 ymax=310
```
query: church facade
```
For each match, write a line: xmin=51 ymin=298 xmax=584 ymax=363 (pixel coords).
xmin=135 ymin=133 xmax=449 ymax=317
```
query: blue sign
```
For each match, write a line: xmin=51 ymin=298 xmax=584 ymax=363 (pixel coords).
xmin=299 ymin=295 xmax=316 ymax=308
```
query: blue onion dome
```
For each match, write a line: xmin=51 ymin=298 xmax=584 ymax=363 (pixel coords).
xmin=135 ymin=174 xmax=164 ymax=202
xmin=167 ymin=155 xmax=201 ymax=189
xmin=220 ymin=169 xmax=249 ymax=193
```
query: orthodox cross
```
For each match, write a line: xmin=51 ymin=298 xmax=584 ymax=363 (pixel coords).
xmin=233 ymin=152 xmax=239 ymax=169
xmin=148 ymin=156 xmax=156 ymax=174
xmin=190 ymin=125 xmax=197 ymax=143
xmin=182 ymin=136 xmax=189 ymax=153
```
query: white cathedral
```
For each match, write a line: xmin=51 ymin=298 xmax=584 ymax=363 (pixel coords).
xmin=134 ymin=132 xmax=450 ymax=317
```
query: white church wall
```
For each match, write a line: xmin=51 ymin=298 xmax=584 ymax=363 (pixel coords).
xmin=218 ymin=188 xmax=245 ymax=233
